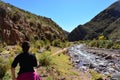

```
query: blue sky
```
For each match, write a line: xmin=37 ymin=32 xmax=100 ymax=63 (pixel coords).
xmin=3 ymin=0 xmax=117 ymax=32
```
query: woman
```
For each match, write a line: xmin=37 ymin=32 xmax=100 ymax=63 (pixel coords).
xmin=11 ymin=41 xmax=41 ymax=80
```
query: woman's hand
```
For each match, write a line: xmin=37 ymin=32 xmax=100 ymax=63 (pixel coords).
xmin=12 ymin=77 xmax=17 ymax=80
xmin=34 ymin=67 xmax=37 ymax=72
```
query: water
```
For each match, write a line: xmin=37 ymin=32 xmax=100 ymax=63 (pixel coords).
xmin=68 ymin=44 xmax=120 ymax=75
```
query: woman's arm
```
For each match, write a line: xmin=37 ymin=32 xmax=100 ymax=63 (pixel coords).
xmin=11 ymin=67 xmax=16 ymax=80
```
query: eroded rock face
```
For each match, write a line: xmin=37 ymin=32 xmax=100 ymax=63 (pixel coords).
xmin=1 ymin=19 xmax=25 ymax=44
xmin=0 ymin=1 xmax=67 ymax=44
xmin=0 ymin=7 xmax=26 ymax=44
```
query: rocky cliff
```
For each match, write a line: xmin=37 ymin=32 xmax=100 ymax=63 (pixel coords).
xmin=0 ymin=1 xmax=67 ymax=44
xmin=68 ymin=1 xmax=120 ymax=41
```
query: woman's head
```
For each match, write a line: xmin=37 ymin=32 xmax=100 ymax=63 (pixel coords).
xmin=22 ymin=41 xmax=30 ymax=53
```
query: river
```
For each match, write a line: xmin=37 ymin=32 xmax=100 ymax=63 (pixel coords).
xmin=68 ymin=44 xmax=120 ymax=76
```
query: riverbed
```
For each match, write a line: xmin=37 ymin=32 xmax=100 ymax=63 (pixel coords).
xmin=68 ymin=44 xmax=120 ymax=76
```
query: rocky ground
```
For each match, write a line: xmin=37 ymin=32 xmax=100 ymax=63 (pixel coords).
xmin=68 ymin=44 xmax=120 ymax=80
xmin=82 ymin=45 xmax=120 ymax=60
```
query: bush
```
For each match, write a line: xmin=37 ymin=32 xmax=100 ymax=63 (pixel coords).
xmin=45 ymin=45 xmax=51 ymax=51
xmin=12 ymin=12 xmax=21 ymax=22
xmin=0 ymin=58 xmax=8 ymax=79
xmin=52 ymin=39 xmax=61 ymax=47
xmin=112 ymin=40 xmax=120 ymax=49
xmin=51 ymin=39 xmax=69 ymax=48
xmin=39 ymin=51 xmax=53 ymax=67
xmin=44 ymin=39 xmax=50 ymax=46
xmin=0 ymin=43 xmax=5 ymax=53
xmin=34 ymin=40 xmax=44 ymax=48
xmin=87 ymin=40 xmax=99 ymax=47
xmin=63 ymin=41 xmax=71 ymax=47
xmin=13 ymin=45 xmax=22 ymax=54
xmin=104 ymin=40 xmax=113 ymax=49
xmin=0 ymin=47 xmax=4 ymax=53
xmin=86 ymin=40 xmax=119 ymax=49
xmin=98 ymin=35 xmax=106 ymax=40
xmin=89 ymin=69 xmax=103 ymax=80
xmin=112 ymin=44 xmax=120 ymax=49
xmin=97 ymin=40 xmax=105 ymax=48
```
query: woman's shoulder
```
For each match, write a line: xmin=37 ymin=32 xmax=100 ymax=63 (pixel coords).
xmin=14 ymin=52 xmax=23 ymax=59
xmin=28 ymin=53 xmax=35 ymax=57
xmin=16 ymin=52 xmax=35 ymax=58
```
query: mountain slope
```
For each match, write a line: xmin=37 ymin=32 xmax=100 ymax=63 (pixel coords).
xmin=0 ymin=1 xmax=67 ymax=44
xmin=68 ymin=1 xmax=120 ymax=41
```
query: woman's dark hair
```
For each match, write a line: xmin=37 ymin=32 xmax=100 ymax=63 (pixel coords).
xmin=22 ymin=41 xmax=30 ymax=52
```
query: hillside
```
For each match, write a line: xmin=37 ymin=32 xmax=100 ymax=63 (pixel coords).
xmin=68 ymin=1 xmax=120 ymax=41
xmin=0 ymin=1 xmax=67 ymax=45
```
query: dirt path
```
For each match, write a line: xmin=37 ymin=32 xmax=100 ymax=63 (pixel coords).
xmin=51 ymin=48 xmax=68 ymax=56
xmin=79 ymin=71 xmax=92 ymax=80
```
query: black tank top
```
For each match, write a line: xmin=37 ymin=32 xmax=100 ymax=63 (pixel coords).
xmin=12 ymin=52 xmax=37 ymax=75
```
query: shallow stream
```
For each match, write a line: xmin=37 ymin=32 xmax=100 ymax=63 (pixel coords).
xmin=68 ymin=44 xmax=120 ymax=75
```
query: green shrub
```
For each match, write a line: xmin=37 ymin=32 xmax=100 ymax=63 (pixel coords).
xmin=104 ymin=40 xmax=113 ymax=49
xmin=112 ymin=44 xmax=120 ymax=49
xmin=98 ymin=40 xmax=105 ymax=48
xmin=86 ymin=40 xmax=120 ymax=49
xmin=0 ymin=58 xmax=2 ymax=63
xmin=12 ymin=12 xmax=21 ymax=22
xmin=44 ymin=39 xmax=50 ymax=46
xmin=52 ymin=39 xmax=61 ymax=47
xmin=46 ymin=76 xmax=52 ymax=80
xmin=87 ymin=40 xmax=99 ymax=47
xmin=0 ymin=43 xmax=5 ymax=53
xmin=112 ymin=40 xmax=120 ymax=49
xmin=0 ymin=47 xmax=4 ymax=53
xmin=34 ymin=40 xmax=44 ymax=48
xmin=45 ymin=45 xmax=51 ymax=51
xmin=0 ymin=58 xmax=8 ymax=79
xmin=51 ymin=39 xmax=69 ymax=48
xmin=62 ymin=41 xmax=71 ymax=47
xmin=14 ymin=45 xmax=22 ymax=54
xmin=89 ymin=70 xmax=103 ymax=80
xmin=98 ymin=35 xmax=106 ymax=40
xmin=39 ymin=51 xmax=53 ymax=67
xmin=52 ymin=39 xmax=60 ymax=47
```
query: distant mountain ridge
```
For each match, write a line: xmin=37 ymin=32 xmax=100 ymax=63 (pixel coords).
xmin=0 ymin=1 xmax=67 ymax=44
xmin=68 ymin=1 xmax=120 ymax=41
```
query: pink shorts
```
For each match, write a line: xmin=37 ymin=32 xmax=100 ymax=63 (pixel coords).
xmin=17 ymin=72 xmax=42 ymax=80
